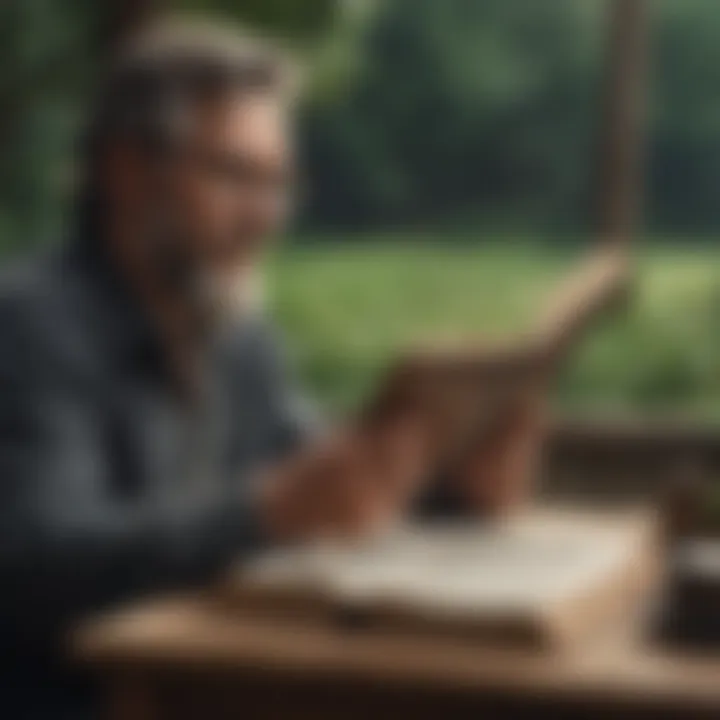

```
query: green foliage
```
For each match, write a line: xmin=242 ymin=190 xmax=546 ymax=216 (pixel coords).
xmin=300 ymin=0 xmax=606 ymax=229
xmin=298 ymin=0 xmax=720 ymax=232
xmin=652 ymin=0 xmax=720 ymax=229
xmin=0 ymin=0 xmax=94 ymax=245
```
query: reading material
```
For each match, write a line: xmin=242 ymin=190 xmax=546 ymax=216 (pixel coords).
xmin=222 ymin=507 xmax=658 ymax=650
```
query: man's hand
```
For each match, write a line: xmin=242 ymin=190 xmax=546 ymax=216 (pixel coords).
xmin=450 ymin=396 xmax=546 ymax=518
xmin=258 ymin=411 xmax=432 ymax=541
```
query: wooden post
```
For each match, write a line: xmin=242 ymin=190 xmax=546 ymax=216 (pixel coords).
xmin=595 ymin=0 xmax=650 ymax=247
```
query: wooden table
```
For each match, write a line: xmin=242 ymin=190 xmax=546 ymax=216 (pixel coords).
xmin=76 ymin=596 xmax=720 ymax=720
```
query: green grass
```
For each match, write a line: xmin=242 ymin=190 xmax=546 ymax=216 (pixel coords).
xmin=269 ymin=239 xmax=720 ymax=419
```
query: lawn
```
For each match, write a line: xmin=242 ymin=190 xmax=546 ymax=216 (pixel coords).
xmin=269 ymin=239 xmax=720 ymax=419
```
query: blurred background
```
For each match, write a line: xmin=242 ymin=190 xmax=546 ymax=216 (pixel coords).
xmin=2 ymin=0 xmax=720 ymax=418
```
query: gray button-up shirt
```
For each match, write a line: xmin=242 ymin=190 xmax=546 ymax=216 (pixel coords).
xmin=0 ymin=236 xmax=315 ymax=656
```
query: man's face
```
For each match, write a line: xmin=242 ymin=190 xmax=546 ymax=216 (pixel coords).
xmin=169 ymin=91 xmax=292 ymax=272
xmin=117 ymin=90 xmax=292 ymax=316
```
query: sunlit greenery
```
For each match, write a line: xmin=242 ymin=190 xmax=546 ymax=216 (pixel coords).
xmin=271 ymin=239 xmax=720 ymax=419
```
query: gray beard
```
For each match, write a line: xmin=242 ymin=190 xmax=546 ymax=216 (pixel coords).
xmin=144 ymin=234 xmax=264 ymax=337
xmin=195 ymin=264 xmax=265 ymax=329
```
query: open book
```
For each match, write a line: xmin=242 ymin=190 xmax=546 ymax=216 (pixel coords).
xmin=221 ymin=507 xmax=659 ymax=650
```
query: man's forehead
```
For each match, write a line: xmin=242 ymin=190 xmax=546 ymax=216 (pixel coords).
xmin=192 ymin=92 xmax=290 ymax=156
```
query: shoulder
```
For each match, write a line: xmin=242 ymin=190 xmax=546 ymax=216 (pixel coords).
xmin=0 ymin=248 xmax=96 ymax=385
xmin=0 ymin=251 xmax=61 ymax=344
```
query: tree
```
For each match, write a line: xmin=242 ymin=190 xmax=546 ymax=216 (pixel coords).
xmin=300 ymin=0 xmax=606 ymax=230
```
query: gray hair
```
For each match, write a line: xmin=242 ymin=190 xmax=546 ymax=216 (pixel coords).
xmin=78 ymin=17 xmax=297 ymax=238
xmin=89 ymin=17 xmax=297 ymax=155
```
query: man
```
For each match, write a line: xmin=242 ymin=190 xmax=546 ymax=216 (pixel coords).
xmin=0 ymin=19 xmax=540 ymax=715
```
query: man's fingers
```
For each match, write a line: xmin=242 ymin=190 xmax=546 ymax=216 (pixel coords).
xmin=263 ymin=423 xmax=429 ymax=542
